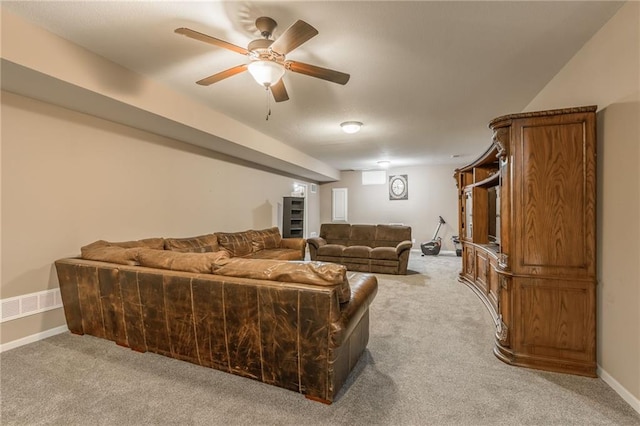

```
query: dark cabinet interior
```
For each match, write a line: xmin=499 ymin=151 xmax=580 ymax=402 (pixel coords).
xmin=283 ymin=196 xmax=304 ymax=238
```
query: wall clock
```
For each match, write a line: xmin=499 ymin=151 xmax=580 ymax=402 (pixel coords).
xmin=389 ymin=174 xmax=408 ymax=200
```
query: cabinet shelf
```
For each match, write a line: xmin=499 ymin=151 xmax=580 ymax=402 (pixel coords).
xmin=468 ymin=171 xmax=500 ymax=189
xmin=283 ymin=196 xmax=304 ymax=238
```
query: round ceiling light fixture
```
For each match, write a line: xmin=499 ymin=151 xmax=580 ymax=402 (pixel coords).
xmin=377 ymin=160 xmax=391 ymax=168
xmin=340 ymin=121 xmax=363 ymax=134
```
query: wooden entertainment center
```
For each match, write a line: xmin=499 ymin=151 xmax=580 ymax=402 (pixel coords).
xmin=455 ymin=106 xmax=597 ymax=377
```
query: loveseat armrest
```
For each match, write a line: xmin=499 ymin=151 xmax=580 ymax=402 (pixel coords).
xmin=279 ymin=237 xmax=307 ymax=260
xmin=395 ymin=240 xmax=413 ymax=275
xmin=307 ymin=237 xmax=327 ymax=260
xmin=395 ymin=240 xmax=413 ymax=254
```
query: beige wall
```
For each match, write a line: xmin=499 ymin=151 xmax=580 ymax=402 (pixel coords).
xmin=526 ymin=1 xmax=640 ymax=406
xmin=319 ymin=165 xmax=461 ymax=252
xmin=1 ymin=9 xmax=340 ymax=182
xmin=0 ymin=91 xmax=319 ymax=344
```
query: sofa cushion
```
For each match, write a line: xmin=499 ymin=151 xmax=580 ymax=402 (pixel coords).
xmin=81 ymin=246 xmax=142 ymax=266
xmin=164 ymin=234 xmax=219 ymax=253
xmin=211 ymin=258 xmax=351 ymax=303
xmin=80 ymin=238 xmax=165 ymax=265
xmin=374 ymin=224 xmax=412 ymax=247
xmin=137 ymin=249 xmax=230 ymax=273
xmin=342 ymin=245 xmax=371 ymax=258
xmin=320 ymin=223 xmax=351 ymax=245
xmin=249 ymin=227 xmax=282 ymax=252
xmin=348 ymin=225 xmax=376 ymax=247
xmin=244 ymin=248 xmax=302 ymax=261
xmin=317 ymin=244 xmax=345 ymax=257
xmin=82 ymin=238 xmax=165 ymax=251
xmin=216 ymin=231 xmax=254 ymax=257
xmin=370 ymin=246 xmax=398 ymax=260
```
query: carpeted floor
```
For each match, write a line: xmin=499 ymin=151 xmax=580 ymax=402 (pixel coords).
xmin=1 ymin=252 xmax=638 ymax=425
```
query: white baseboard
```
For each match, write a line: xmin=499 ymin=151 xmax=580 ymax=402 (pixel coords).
xmin=0 ymin=325 xmax=68 ymax=353
xmin=598 ymin=364 xmax=640 ymax=415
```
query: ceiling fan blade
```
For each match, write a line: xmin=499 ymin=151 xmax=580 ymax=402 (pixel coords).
xmin=286 ymin=61 xmax=350 ymax=85
xmin=270 ymin=79 xmax=289 ymax=102
xmin=270 ymin=20 xmax=318 ymax=55
xmin=196 ymin=64 xmax=248 ymax=86
xmin=175 ymin=27 xmax=249 ymax=55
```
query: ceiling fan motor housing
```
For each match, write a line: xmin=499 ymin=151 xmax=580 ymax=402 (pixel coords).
xmin=255 ymin=16 xmax=277 ymax=38
xmin=248 ymin=39 xmax=284 ymax=63
xmin=248 ymin=38 xmax=274 ymax=52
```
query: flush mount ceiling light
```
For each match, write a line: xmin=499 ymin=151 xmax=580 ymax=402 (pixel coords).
xmin=247 ymin=60 xmax=286 ymax=87
xmin=377 ymin=160 xmax=391 ymax=168
xmin=340 ymin=121 xmax=363 ymax=134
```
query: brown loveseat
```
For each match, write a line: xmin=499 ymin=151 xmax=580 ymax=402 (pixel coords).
xmin=308 ymin=224 xmax=412 ymax=274
xmin=55 ymin=229 xmax=378 ymax=404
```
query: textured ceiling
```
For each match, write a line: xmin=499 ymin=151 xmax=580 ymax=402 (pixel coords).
xmin=1 ymin=1 xmax=623 ymax=171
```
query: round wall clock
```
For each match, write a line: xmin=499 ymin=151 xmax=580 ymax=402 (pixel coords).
xmin=389 ymin=174 xmax=408 ymax=200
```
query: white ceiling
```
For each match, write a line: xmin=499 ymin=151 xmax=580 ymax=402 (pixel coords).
xmin=1 ymin=1 xmax=623 ymax=172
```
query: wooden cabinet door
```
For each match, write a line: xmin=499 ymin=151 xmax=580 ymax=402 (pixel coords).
xmin=511 ymin=112 xmax=596 ymax=277
xmin=474 ymin=249 xmax=488 ymax=293
xmin=512 ymin=277 xmax=596 ymax=371
xmin=462 ymin=244 xmax=475 ymax=281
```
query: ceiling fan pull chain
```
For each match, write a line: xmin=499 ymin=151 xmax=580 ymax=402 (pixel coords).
xmin=265 ymin=86 xmax=272 ymax=121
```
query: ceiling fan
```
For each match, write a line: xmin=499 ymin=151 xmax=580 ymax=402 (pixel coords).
xmin=175 ymin=16 xmax=350 ymax=102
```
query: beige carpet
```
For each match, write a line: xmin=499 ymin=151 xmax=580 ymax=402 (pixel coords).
xmin=1 ymin=252 xmax=638 ymax=425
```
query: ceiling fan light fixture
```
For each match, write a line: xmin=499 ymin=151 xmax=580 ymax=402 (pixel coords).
xmin=247 ymin=60 xmax=285 ymax=87
xmin=341 ymin=121 xmax=363 ymax=134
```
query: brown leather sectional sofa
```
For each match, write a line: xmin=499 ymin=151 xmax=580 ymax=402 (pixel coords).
xmin=308 ymin=224 xmax=413 ymax=274
xmin=54 ymin=228 xmax=378 ymax=403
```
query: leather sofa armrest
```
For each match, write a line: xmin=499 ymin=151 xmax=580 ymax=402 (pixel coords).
xmin=279 ymin=238 xmax=307 ymax=260
xmin=395 ymin=240 xmax=413 ymax=254
xmin=331 ymin=273 xmax=378 ymax=345
xmin=307 ymin=237 xmax=326 ymax=260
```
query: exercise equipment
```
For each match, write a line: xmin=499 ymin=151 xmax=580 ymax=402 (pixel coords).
xmin=421 ymin=216 xmax=445 ymax=256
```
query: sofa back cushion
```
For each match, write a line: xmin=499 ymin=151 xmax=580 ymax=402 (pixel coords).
xmin=82 ymin=238 xmax=165 ymax=251
xmin=164 ymin=234 xmax=219 ymax=253
xmin=215 ymin=230 xmax=254 ymax=257
xmin=320 ymin=223 xmax=351 ymax=245
xmin=211 ymin=258 xmax=351 ymax=303
xmin=374 ymin=225 xmax=412 ymax=247
xmin=348 ymin=225 xmax=376 ymax=247
xmin=80 ymin=238 xmax=165 ymax=265
xmin=137 ymin=248 xmax=230 ymax=273
xmin=81 ymin=246 xmax=142 ymax=265
xmin=249 ymin=227 xmax=282 ymax=252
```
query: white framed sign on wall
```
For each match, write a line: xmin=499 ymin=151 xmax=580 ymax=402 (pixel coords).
xmin=389 ymin=175 xmax=408 ymax=200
